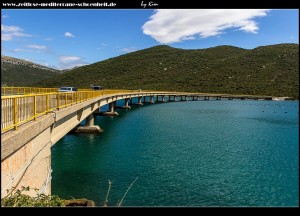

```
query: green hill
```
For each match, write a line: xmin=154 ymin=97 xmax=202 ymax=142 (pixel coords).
xmin=37 ymin=44 xmax=298 ymax=98
xmin=1 ymin=56 xmax=60 ymax=86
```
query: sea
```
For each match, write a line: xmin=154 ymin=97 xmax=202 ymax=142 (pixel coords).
xmin=51 ymin=99 xmax=299 ymax=207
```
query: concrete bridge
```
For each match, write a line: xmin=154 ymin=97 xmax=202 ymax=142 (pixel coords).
xmin=1 ymin=87 xmax=274 ymax=198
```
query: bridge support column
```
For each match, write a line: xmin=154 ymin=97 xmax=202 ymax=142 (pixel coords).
xmin=115 ymin=99 xmax=131 ymax=109
xmin=74 ymin=113 xmax=103 ymax=133
xmin=137 ymin=97 xmax=143 ymax=106
xmin=150 ymin=96 xmax=154 ymax=103
xmin=124 ymin=98 xmax=131 ymax=108
xmin=100 ymin=102 xmax=119 ymax=116
xmin=143 ymin=96 xmax=155 ymax=104
xmin=86 ymin=114 xmax=94 ymax=126
xmin=109 ymin=102 xmax=115 ymax=112
xmin=169 ymin=95 xmax=176 ymax=102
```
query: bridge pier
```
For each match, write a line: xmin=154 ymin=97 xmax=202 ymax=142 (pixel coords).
xmin=115 ymin=98 xmax=131 ymax=109
xmin=181 ymin=96 xmax=188 ymax=101
xmin=137 ymin=97 xmax=143 ymax=106
xmin=86 ymin=114 xmax=94 ymax=126
xmin=129 ymin=97 xmax=143 ymax=106
xmin=143 ymin=96 xmax=155 ymax=104
xmin=100 ymin=102 xmax=119 ymax=116
xmin=169 ymin=95 xmax=176 ymax=102
xmin=159 ymin=96 xmax=166 ymax=102
xmin=74 ymin=113 xmax=103 ymax=133
xmin=124 ymin=98 xmax=131 ymax=108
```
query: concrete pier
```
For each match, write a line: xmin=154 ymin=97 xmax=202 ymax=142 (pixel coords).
xmin=157 ymin=96 xmax=166 ymax=103
xmin=115 ymin=98 xmax=131 ymax=109
xmin=143 ymin=96 xmax=155 ymax=104
xmin=137 ymin=97 xmax=143 ymax=106
xmin=99 ymin=102 xmax=119 ymax=116
xmin=169 ymin=95 xmax=177 ymax=102
xmin=181 ymin=96 xmax=188 ymax=101
xmin=129 ymin=97 xmax=143 ymax=106
xmin=74 ymin=113 xmax=102 ymax=133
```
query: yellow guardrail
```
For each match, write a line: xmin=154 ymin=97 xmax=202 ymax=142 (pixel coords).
xmin=0 ymin=87 xmax=102 ymax=95
xmin=1 ymin=89 xmax=138 ymax=133
xmin=1 ymin=87 xmax=59 ymax=95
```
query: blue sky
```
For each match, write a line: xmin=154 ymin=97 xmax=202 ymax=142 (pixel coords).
xmin=1 ymin=9 xmax=298 ymax=70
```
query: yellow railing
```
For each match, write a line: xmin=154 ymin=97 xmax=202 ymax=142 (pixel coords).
xmin=0 ymin=87 xmax=101 ymax=95
xmin=1 ymin=87 xmax=59 ymax=95
xmin=1 ymin=89 xmax=137 ymax=132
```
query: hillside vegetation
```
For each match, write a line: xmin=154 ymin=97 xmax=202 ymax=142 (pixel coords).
xmin=1 ymin=56 xmax=60 ymax=86
xmin=33 ymin=44 xmax=300 ymax=98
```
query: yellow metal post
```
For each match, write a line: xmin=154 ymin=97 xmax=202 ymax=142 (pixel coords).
xmin=65 ymin=93 xmax=67 ymax=107
xmin=46 ymin=94 xmax=49 ymax=113
xmin=57 ymin=93 xmax=60 ymax=109
xmin=34 ymin=95 xmax=37 ymax=120
xmin=14 ymin=97 xmax=18 ymax=130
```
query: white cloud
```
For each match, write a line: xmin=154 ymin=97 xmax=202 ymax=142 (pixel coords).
xmin=142 ymin=9 xmax=271 ymax=44
xmin=26 ymin=44 xmax=47 ymax=50
xmin=64 ymin=32 xmax=75 ymax=37
xmin=2 ymin=34 xmax=13 ymax=41
xmin=2 ymin=15 xmax=9 ymax=19
xmin=59 ymin=56 xmax=81 ymax=62
xmin=58 ymin=55 xmax=87 ymax=69
xmin=14 ymin=48 xmax=32 ymax=53
xmin=1 ymin=24 xmax=32 ymax=41
xmin=120 ymin=47 xmax=136 ymax=53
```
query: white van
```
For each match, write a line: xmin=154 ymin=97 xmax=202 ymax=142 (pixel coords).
xmin=57 ymin=87 xmax=78 ymax=92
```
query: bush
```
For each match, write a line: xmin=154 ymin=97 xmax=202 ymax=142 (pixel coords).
xmin=1 ymin=186 xmax=65 ymax=207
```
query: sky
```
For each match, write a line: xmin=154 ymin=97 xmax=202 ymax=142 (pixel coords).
xmin=1 ymin=9 xmax=299 ymax=70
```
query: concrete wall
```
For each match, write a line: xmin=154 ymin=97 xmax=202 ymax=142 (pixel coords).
xmin=1 ymin=119 xmax=53 ymax=197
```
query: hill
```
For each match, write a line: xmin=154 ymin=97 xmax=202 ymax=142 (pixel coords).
xmin=36 ymin=44 xmax=299 ymax=98
xmin=1 ymin=56 xmax=61 ymax=86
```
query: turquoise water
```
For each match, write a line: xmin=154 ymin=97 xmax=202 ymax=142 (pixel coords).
xmin=51 ymin=100 xmax=299 ymax=207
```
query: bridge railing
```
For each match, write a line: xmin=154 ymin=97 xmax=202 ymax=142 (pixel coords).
xmin=1 ymin=89 xmax=137 ymax=132
xmin=0 ymin=87 xmax=106 ymax=96
xmin=1 ymin=87 xmax=60 ymax=95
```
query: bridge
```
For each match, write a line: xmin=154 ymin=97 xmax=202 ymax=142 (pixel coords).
xmin=1 ymin=87 xmax=274 ymax=198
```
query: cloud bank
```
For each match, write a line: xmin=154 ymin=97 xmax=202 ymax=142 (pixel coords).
xmin=26 ymin=44 xmax=47 ymax=50
xmin=1 ymin=24 xmax=32 ymax=41
xmin=58 ymin=55 xmax=87 ymax=69
xmin=142 ymin=9 xmax=271 ymax=43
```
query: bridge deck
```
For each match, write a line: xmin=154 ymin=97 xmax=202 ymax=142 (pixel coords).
xmin=1 ymin=87 xmax=274 ymax=133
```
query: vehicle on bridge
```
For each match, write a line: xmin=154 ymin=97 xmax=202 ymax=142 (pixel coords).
xmin=91 ymin=85 xmax=103 ymax=90
xmin=57 ymin=87 xmax=78 ymax=92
